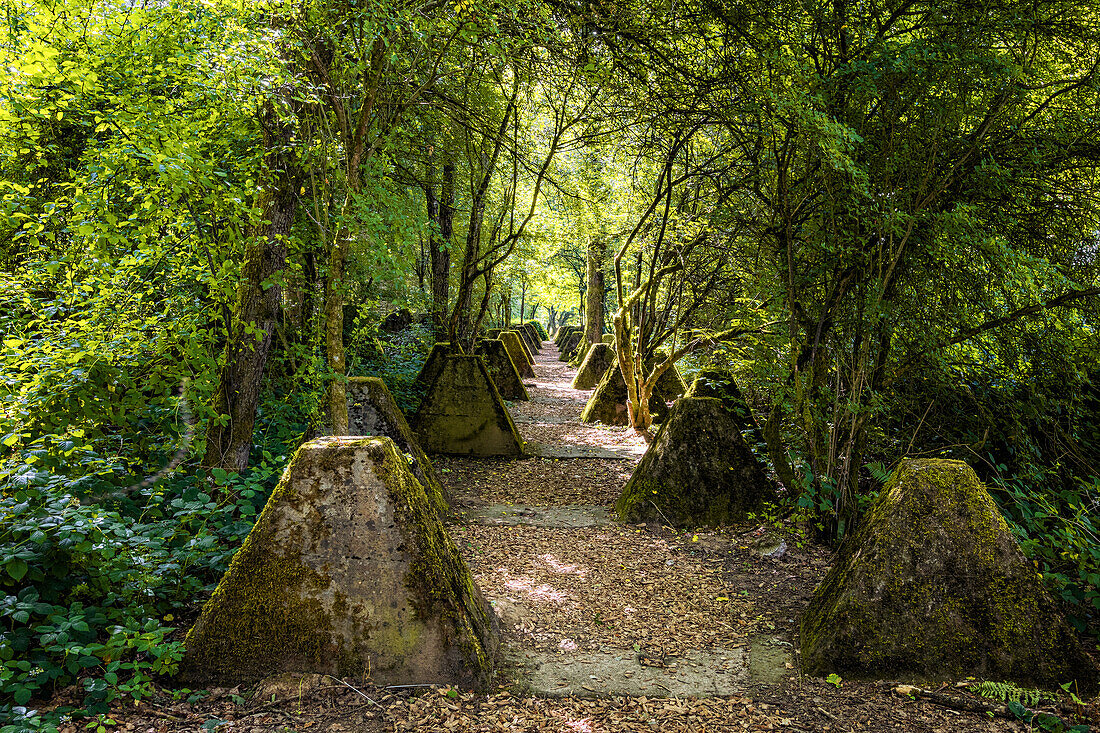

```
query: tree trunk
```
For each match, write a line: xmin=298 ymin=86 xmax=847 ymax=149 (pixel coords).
xmin=585 ymin=237 xmax=605 ymax=350
xmin=430 ymin=160 xmax=454 ymax=340
xmin=203 ymin=100 xmax=300 ymax=472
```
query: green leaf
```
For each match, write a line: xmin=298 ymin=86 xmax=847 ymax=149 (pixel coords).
xmin=6 ymin=559 xmax=28 ymax=581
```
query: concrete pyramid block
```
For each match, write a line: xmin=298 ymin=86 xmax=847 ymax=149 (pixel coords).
xmin=346 ymin=377 xmax=449 ymax=515
xmin=554 ymin=325 xmax=579 ymax=347
xmin=413 ymin=354 xmax=526 ymax=456
xmin=525 ymin=320 xmax=549 ymax=340
xmin=686 ymin=368 xmax=764 ymax=446
xmin=800 ymin=459 xmax=1097 ymax=691
xmin=506 ymin=329 xmax=535 ymax=364
xmin=499 ymin=332 xmax=535 ymax=377
xmin=580 ymin=363 xmax=667 ymax=426
xmin=559 ymin=331 xmax=584 ymax=362
xmin=414 ymin=342 xmax=452 ymax=391
xmin=520 ymin=323 xmax=541 ymax=351
xmin=615 ymin=396 xmax=774 ymax=527
xmin=475 ymin=339 xmax=529 ymax=401
xmin=180 ymin=436 xmax=499 ymax=687
xmin=416 ymin=343 xmax=528 ymax=401
xmin=571 ymin=342 xmax=615 ymax=390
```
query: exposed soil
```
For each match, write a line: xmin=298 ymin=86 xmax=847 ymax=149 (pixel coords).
xmin=67 ymin=338 xmax=1099 ymax=733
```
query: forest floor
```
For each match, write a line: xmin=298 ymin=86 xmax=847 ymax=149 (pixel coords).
xmin=79 ymin=342 xmax=1099 ymax=733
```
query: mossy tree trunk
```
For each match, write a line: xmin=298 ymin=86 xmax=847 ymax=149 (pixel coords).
xmin=306 ymin=35 xmax=388 ymax=435
xmin=426 ymin=157 xmax=454 ymax=342
xmin=203 ymin=96 xmax=301 ymax=472
xmin=584 ymin=236 xmax=605 ymax=352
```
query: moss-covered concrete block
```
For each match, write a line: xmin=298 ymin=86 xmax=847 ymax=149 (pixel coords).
xmin=555 ymin=325 xmax=579 ymax=347
xmin=650 ymin=353 xmax=688 ymax=398
xmin=506 ymin=329 xmax=535 ymax=364
xmin=615 ymin=397 xmax=774 ymax=527
xmin=686 ymin=368 xmax=765 ymax=447
xmin=800 ymin=459 xmax=1097 ymax=691
xmin=559 ymin=331 xmax=584 ymax=362
xmin=580 ymin=363 xmax=667 ymax=426
xmin=520 ymin=323 xmax=541 ymax=352
xmin=476 ymin=339 xmax=529 ymax=401
xmin=413 ymin=354 xmax=526 ymax=456
xmin=180 ymin=436 xmax=499 ymax=687
xmin=414 ymin=342 xmax=452 ymax=391
xmin=572 ymin=343 xmax=615 ymax=390
xmin=526 ymin=320 xmax=549 ymax=340
xmin=499 ymin=332 xmax=535 ymax=377
xmin=346 ymin=377 xmax=449 ymax=515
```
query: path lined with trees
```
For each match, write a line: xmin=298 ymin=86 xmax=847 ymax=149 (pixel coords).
xmin=3 ymin=0 xmax=1100 ymax=725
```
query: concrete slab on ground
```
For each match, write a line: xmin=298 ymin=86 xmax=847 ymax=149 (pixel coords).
xmin=510 ymin=647 xmax=751 ymax=697
xmin=460 ymin=504 xmax=612 ymax=528
xmin=525 ymin=441 xmax=626 ymax=459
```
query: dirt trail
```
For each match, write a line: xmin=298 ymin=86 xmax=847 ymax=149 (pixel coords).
xmin=115 ymin=340 xmax=1063 ymax=732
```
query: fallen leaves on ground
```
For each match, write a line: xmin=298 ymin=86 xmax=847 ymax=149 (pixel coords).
xmin=452 ymin=524 xmax=759 ymax=656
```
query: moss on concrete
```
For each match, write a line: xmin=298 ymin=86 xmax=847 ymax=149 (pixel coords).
xmin=650 ymin=352 xmax=688 ymax=398
xmin=346 ymin=376 xmax=449 ymax=515
xmin=506 ymin=329 xmax=535 ymax=364
xmin=412 ymin=354 xmax=526 ymax=456
xmin=475 ymin=339 xmax=529 ymax=401
xmin=555 ymin=326 xmax=580 ymax=347
xmin=499 ymin=332 xmax=535 ymax=378
xmin=180 ymin=437 xmax=499 ymax=687
xmin=559 ymin=331 xmax=584 ymax=362
xmin=414 ymin=343 xmax=452 ymax=391
xmin=572 ymin=343 xmax=615 ymax=390
xmin=520 ymin=323 xmax=541 ymax=352
xmin=526 ymin=320 xmax=549 ymax=340
xmin=800 ymin=459 xmax=1097 ymax=692
xmin=615 ymin=397 xmax=774 ymax=526
xmin=580 ymin=362 xmax=668 ymax=426
xmin=686 ymin=368 xmax=765 ymax=447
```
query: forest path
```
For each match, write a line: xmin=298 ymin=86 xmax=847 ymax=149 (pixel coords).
xmin=439 ymin=340 xmax=790 ymax=699
xmin=138 ymin=341 xmax=1032 ymax=732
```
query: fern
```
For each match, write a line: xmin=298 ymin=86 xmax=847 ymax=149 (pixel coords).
xmin=973 ymin=680 xmax=1055 ymax=707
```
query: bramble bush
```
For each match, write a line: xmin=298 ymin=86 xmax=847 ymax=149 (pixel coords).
xmin=0 ymin=455 xmax=285 ymax=730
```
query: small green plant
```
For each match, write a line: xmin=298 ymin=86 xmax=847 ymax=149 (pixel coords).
xmin=973 ymin=680 xmax=1054 ymax=707
xmin=826 ymin=673 xmax=842 ymax=687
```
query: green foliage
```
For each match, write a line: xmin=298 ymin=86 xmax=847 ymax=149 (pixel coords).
xmin=353 ymin=321 xmax=434 ymax=415
xmin=0 ymin=461 xmax=283 ymax=728
xmin=973 ymin=680 xmax=1055 ymax=707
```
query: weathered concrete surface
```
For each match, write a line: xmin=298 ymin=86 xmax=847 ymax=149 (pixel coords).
xmin=686 ymin=368 xmax=765 ymax=446
xmin=476 ymin=339 xmax=529 ymax=401
xmin=510 ymin=330 xmax=536 ymax=363
xmin=346 ymin=376 xmax=449 ymax=514
xmin=515 ymin=324 xmax=538 ymax=353
xmin=580 ymin=363 xmax=667 ymax=427
xmin=616 ymin=396 xmax=774 ymax=527
xmin=500 ymin=332 xmax=536 ymax=378
xmin=462 ymin=504 xmax=613 ymax=528
xmin=554 ymin=326 xmax=580 ymax=347
xmin=559 ymin=331 xmax=583 ymax=362
xmin=520 ymin=323 xmax=541 ymax=351
xmin=414 ymin=342 xmax=451 ymax=391
xmin=571 ymin=343 xmax=615 ymax=390
xmin=510 ymin=647 xmax=753 ymax=697
xmin=413 ymin=355 xmax=526 ymax=457
xmin=180 ymin=437 xmax=499 ymax=687
xmin=801 ymin=459 xmax=1098 ymax=692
